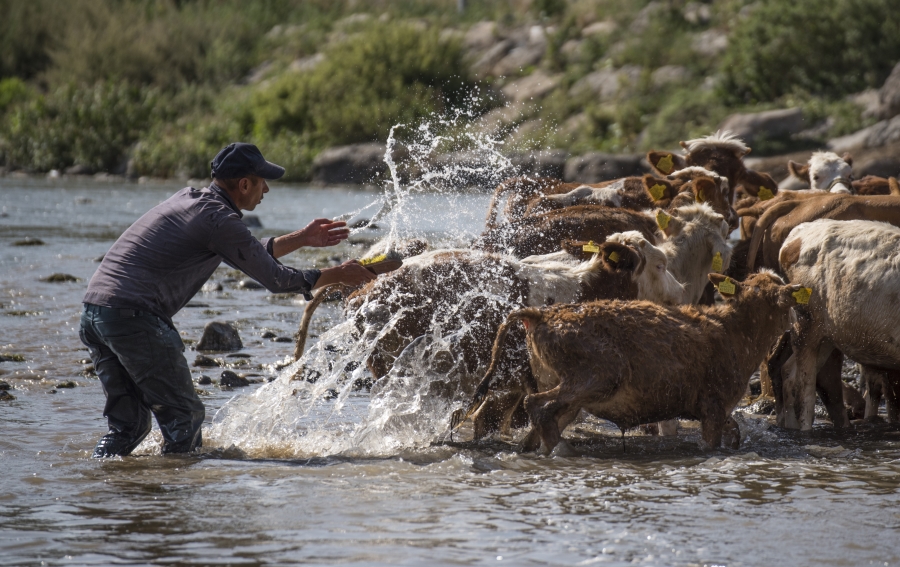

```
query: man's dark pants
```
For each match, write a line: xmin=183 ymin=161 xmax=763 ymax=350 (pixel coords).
xmin=79 ymin=304 xmax=204 ymax=456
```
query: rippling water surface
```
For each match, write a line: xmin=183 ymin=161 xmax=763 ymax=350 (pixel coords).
xmin=2 ymin=178 xmax=900 ymax=566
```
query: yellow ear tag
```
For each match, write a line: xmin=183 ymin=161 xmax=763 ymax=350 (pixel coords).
xmin=792 ymin=287 xmax=812 ymax=305
xmin=758 ymin=187 xmax=774 ymax=201
xmin=608 ymin=250 xmax=620 ymax=263
xmin=656 ymin=210 xmax=670 ymax=230
xmin=359 ymin=254 xmax=387 ymax=266
xmin=718 ymin=277 xmax=736 ymax=296
xmin=649 ymin=183 xmax=666 ymax=200
xmin=582 ymin=241 xmax=600 ymax=253
xmin=657 ymin=154 xmax=674 ymax=174
xmin=696 ymin=189 xmax=706 ymax=203
xmin=711 ymin=251 xmax=723 ymax=272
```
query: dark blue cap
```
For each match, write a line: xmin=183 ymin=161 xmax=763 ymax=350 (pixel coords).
xmin=210 ymin=143 xmax=285 ymax=180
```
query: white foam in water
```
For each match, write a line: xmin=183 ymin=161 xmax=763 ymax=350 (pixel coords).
xmin=208 ymin=106 xmax=540 ymax=459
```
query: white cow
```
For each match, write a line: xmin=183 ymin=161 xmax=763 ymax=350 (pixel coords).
xmin=778 ymin=218 xmax=900 ymax=430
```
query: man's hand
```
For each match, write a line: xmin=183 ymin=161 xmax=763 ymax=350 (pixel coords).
xmin=271 ymin=218 xmax=350 ymax=258
xmin=313 ymin=260 xmax=376 ymax=289
xmin=298 ymin=218 xmax=350 ymax=248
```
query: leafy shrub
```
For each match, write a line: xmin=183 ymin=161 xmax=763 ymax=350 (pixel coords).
xmin=1 ymin=82 xmax=160 ymax=171
xmin=721 ymin=0 xmax=900 ymax=103
xmin=251 ymin=22 xmax=489 ymax=149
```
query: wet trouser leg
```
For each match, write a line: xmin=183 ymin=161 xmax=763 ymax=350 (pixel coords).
xmin=80 ymin=304 xmax=205 ymax=456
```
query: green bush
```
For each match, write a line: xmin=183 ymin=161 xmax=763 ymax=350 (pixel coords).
xmin=251 ymin=22 xmax=488 ymax=149
xmin=721 ymin=0 xmax=900 ymax=103
xmin=1 ymin=82 xmax=161 ymax=172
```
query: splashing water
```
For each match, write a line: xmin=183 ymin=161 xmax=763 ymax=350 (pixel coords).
xmin=208 ymin=107 xmax=545 ymax=459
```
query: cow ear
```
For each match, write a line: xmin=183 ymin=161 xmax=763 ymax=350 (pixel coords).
xmin=599 ymin=242 xmax=640 ymax=273
xmin=739 ymin=170 xmax=779 ymax=198
xmin=663 ymin=212 xmax=684 ymax=237
xmin=642 ymin=174 xmax=676 ymax=202
xmin=561 ymin=240 xmax=594 ymax=261
xmin=708 ymin=273 xmax=743 ymax=299
xmin=788 ymin=160 xmax=810 ymax=183
xmin=841 ymin=152 xmax=853 ymax=167
xmin=692 ymin=177 xmax=718 ymax=203
xmin=646 ymin=151 xmax=686 ymax=176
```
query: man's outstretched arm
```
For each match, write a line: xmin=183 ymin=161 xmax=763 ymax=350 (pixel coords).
xmin=271 ymin=218 xmax=350 ymax=258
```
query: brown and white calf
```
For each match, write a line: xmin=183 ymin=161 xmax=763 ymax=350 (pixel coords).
xmin=788 ymin=151 xmax=854 ymax=193
xmin=777 ymin=219 xmax=900 ymax=430
xmin=471 ymin=271 xmax=804 ymax=453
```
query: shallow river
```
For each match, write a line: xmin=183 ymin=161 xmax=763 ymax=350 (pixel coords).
xmin=2 ymin=178 xmax=900 ymax=566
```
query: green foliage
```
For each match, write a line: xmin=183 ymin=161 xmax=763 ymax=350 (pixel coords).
xmin=1 ymin=82 xmax=161 ymax=172
xmin=0 ymin=78 xmax=33 ymax=114
xmin=251 ymin=22 xmax=486 ymax=148
xmin=721 ymin=0 xmax=900 ymax=103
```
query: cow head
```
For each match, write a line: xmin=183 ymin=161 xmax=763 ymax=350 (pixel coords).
xmin=603 ymin=232 xmax=685 ymax=305
xmin=640 ymin=175 xmax=679 ymax=205
xmin=790 ymin=151 xmax=853 ymax=193
xmin=709 ymin=270 xmax=807 ymax=310
xmin=665 ymin=168 xmax=738 ymax=230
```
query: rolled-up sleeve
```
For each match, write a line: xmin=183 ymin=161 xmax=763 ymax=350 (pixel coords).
xmin=209 ymin=215 xmax=320 ymax=300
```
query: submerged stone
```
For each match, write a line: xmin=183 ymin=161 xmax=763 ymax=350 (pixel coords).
xmin=41 ymin=273 xmax=80 ymax=283
xmin=0 ymin=354 xmax=26 ymax=362
xmin=56 ymin=381 xmax=76 ymax=388
xmin=0 ymin=391 xmax=15 ymax=401
xmin=220 ymin=370 xmax=250 ymax=388
xmin=197 ymin=375 xmax=212 ymax=385
xmin=238 ymin=279 xmax=265 ymax=290
xmin=196 ymin=321 xmax=243 ymax=352
xmin=13 ymin=237 xmax=44 ymax=246
xmin=261 ymin=331 xmax=277 ymax=339
xmin=0 ymin=380 xmax=10 ymax=390
xmin=192 ymin=354 xmax=220 ymax=367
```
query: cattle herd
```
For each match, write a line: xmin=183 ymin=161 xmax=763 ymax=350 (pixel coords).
xmin=296 ymin=130 xmax=900 ymax=454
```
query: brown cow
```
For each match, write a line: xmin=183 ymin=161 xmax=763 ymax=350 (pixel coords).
xmin=747 ymin=194 xmax=900 ymax=274
xmin=297 ymin=242 xmax=684 ymax=438
xmin=473 ymin=205 xmax=663 ymax=258
xmin=469 ymin=271 xmax=805 ymax=453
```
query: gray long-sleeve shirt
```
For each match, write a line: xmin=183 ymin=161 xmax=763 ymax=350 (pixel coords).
xmin=84 ymin=183 xmax=320 ymax=327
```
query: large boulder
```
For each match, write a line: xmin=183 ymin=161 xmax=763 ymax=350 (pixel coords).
xmin=568 ymin=66 xmax=642 ymax=101
xmin=718 ymin=108 xmax=806 ymax=146
xmin=311 ymin=143 xmax=390 ymax=185
xmin=876 ymin=62 xmax=900 ymax=120
xmin=848 ymin=142 xmax=900 ymax=178
xmin=501 ymin=71 xmax=562 ymax=102
xmin=196 ymin=321 xmax=243 ymax=352
xmin=829 ymin=115 xmax=900 ymax=153
xmin=563 ymin=153 xmax=648 ymax=183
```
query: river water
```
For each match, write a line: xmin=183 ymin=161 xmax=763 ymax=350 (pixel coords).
xmin=2 ymin=177 xmax=900 ymax=566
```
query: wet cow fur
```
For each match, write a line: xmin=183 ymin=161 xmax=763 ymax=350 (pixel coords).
xmin=776 ymin=219 xmax=900 ymax=430
xmin=300 ymin=242 xmax=682 ymax=438
xmin=472 ymin=272 xmax=803 ymax=453
xmin=473 ymin=205 xmax=663 ymax=259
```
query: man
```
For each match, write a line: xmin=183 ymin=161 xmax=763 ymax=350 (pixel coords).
xmin=79 ymin=143 xmax=375 ymax=458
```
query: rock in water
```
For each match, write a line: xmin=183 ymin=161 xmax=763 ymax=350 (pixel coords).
xmin=238 ymin=279 xmax=265 ymax=290
xmin=41 ymin=273 xmax=80 ymax=283
xmin=197 ymin=375 xmax=212 ymax=385
xmin=55 ymin=381 xmax=76 ymax=388
xmin=0 ymin=391 xmax=15 ymax=401
xmin=220 ymin=370 xmax=250 ymax=387
xmin=13 ymin=237 xmax=44 ymax=246
xmin=0 ymin=380 xmax=10 ymax=390
xmin=196 ymin=321 xmax=243 ymax=352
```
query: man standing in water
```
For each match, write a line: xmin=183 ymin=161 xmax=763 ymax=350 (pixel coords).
xmin=80 ymin=143 xmax=375 ymax=458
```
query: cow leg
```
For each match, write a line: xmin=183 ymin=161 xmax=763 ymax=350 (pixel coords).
xmin=699 ymin=411 xmax=725 ymax=449
xmin=815 ymin=349 xmax=849 ymax=429
xmin=657 ymin=420 xmax=678 ymax=436
xmin=768 ymin=332 xmax=793 ymax=426
xmin=882 ymin=369 xmax=900 ymax=423
xmin=841 ymin=381 xmax=866 ymax=421
xmin=472 ymin=390 xmax=525 ymax=439
xmin=782 ymin=313 xmax=826 ymax=431
xmin=758 ymin=361 xmax=775 ymax=399
xmin=523 ymin=387 xmax=562 ymax=453
xmin=862 ymin=365 xmax=886 ymax=421
xmin=722 ymin=415 xmax=741 ymax=450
